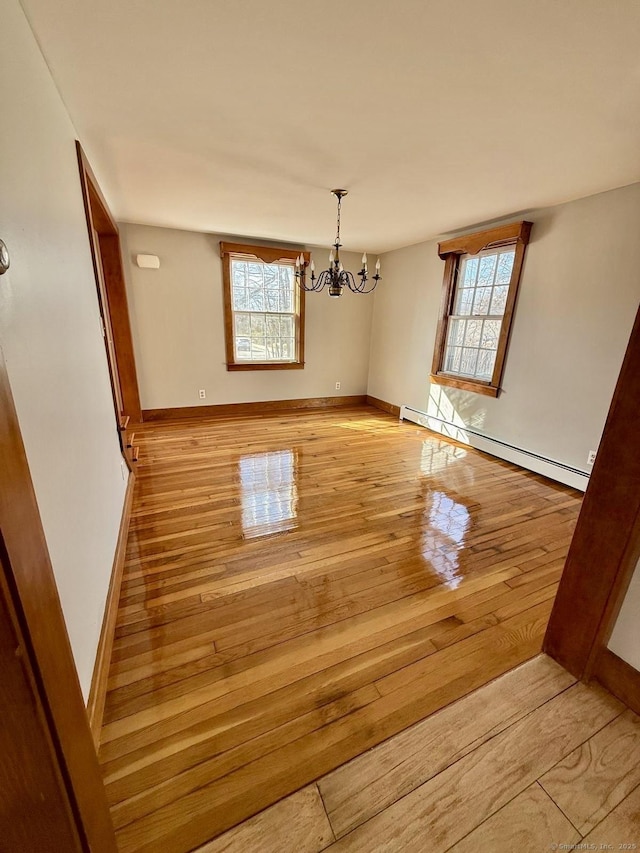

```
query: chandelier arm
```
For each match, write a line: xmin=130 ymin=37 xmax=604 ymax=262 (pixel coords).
xmin=342 ymin=270 xmax=357 ymax=291
xmin=298 ymin=268 xmax=324 ymax=291
xmin=351 ymin=273 xmax=381 ymax=294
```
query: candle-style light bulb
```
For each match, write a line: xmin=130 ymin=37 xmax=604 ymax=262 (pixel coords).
xmin=339 ymin=262 xmax=344 ymax=273
xmin=295 ymin=255 xmax=300 ymax=269
xmin=376 ymin=258 xmax=381 ymax=271
xmin=329 ymin=249 xmax=334 ymax=264
xmin=310 ymin=258 xmax=315 ymax=272
xmin=362 ymin=252 xmax=367 ymax=266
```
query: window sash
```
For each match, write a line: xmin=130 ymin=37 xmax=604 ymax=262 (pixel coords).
xmin=228 ymin=255 xmax=301 ymax=365
xmin=430 ymin=221 xmax=531 ymax=397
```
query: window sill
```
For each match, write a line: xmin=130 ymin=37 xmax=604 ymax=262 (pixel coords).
xmin=430 ymin=373 xmax=500 ymax=398
xmin=227 ymin=362 xmax=305 ymax=372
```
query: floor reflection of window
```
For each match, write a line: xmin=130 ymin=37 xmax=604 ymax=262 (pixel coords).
xmin=422 ymin=490 xmax=470 ymax=589
xmin=421 ymin=441 xmax=467 ymax=476
xmin=239 ymin=450 xmax=298 ymax=539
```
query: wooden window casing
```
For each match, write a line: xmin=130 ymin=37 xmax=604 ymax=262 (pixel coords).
xmin=220 ymin=242 xmax=308 ymax=371
xmin=431 ymin=221 xmax=532 ymax=397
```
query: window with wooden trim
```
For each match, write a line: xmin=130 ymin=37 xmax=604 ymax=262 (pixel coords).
xmin=431 ymin=221 xmax=532 ymax=397
xmin=220 ymin=242 xmax=307 ymax=371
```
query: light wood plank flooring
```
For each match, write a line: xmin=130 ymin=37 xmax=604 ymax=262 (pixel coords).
xmin=196 ymin=656 xmax=640 ymax=853
xmin=101 ymin=407 xmax=583 ymax=852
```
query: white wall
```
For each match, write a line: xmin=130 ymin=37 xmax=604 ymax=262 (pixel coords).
xmin=0 ymin=0 xmax=127 ymax=698
xmin=608 ymin=558 xmax=640 ymax=671
xmin=120 ymin=224 xmax=374 ymax=410
xmin=368 ymin=184 xmax=640 ymax=474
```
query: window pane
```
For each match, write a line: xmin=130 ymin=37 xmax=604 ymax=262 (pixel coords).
xmin=265 ymin=337 xmax=280 ymax=359
xmin=282 ymin=338 xmax=295 ymax=359
xmin=250 ymin=314 xmax=265 ymax=336
xmin=460 ymin=257 xmax=479 ymax=287
xmin=444 ymin=346 xmax=462 ymax=373
xmin=461 ymin=347 xmax=479 ymax=376
xmin=281 ymin=291 xmax=293 ymax=311
xmin=263 ymin=265 xmax=278 ymax=287
xmin=481 ymin=319 xmax=501 ymax=349
xmin=278 ymin=266 xmax=292 ymax=286
xmin=265 ymin=290 xmax=280 ymax=311
xmin=235 ymin=336 xmax=251 ymax=360
xmin=478 ymin=254 xmax=497 ymax=285
xmin=234 ymin=313 xmax=251 ymax=336
xmin=476 ymin=349 xmax=496 ymax=379
xmin=464 ymin=318 xmax=482 ymax=347
xmin=233 ymin=287 xmax=248 ymax=310
xmin=490 ymin=285 xmax=508 ymax=315
xmin=248 ymin=283 xmax=265 ymax=311
xmin=448 ymin=318 xmax=465 ymax=346
xmin=472 ymin=287 xmax=492 ymax=316
xmin=454 ymin=288 xmax=474 ymax=316
xmin=496 ymin=251 xmax=515 ymax=284
xmin=280 ymin=315 xmax=294 ymax=337
xmin=248 ymin=262 xmax=263 ymax=282
xmin=250 ymin=337 xmax=266 ymax=360
xmin=232 ymin=261 xmax=247 ymax=287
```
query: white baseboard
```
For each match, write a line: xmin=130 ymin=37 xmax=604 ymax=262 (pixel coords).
xmin=399 ymin=405 xmax=589 ymax=492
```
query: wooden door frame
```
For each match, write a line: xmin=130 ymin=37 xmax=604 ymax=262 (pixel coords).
xmin=544 ymin=304 xmax=640 ymax=699
xmin=76 ymin=142 xmax=142 ymax=424
xmin=0 ymin=347 xmax=117 ymax=851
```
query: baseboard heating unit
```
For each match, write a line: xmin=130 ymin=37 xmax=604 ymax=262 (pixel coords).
xmin=399 ymin=405 xmax=589 ymax=492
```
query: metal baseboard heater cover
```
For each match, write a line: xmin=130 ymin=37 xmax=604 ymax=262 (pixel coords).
xmin=399 ymin=405 xmax=589 ymax=492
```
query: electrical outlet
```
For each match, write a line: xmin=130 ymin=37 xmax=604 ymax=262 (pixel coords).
xmin=198 ymin=389 xmax=206 ymax=399
xmin=587 ymin=450 xmax=597 ymax=465
xmin=335 ymin=381 xmax=341 ymax=390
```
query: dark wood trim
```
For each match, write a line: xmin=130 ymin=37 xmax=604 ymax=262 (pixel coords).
xmin=227 ymin=362 xmax=305 ymax=371
xmin=75 ymin=147 xmax=118 ymax=236
xmin=429 ymin=373 xmax=500 ymax=397
xmin=98 ymin=234 xmax=142 ymax=422
xmin=220 ymin=241 xmax=307 ymax=372
xmin=0 ymin=346 xmax=117 ymax=850
xmin=221 ymin=249 xmax=235 ymax=368
xmin=0 ymin=541 xmax=83 ymax=851
xmin=593 ymin=648 xmax=640 ymax=717
xmin=545 ymin=305 xmax=640 ymax=679
xmin=76 ymin=142 xmax=142 ymax=423
xmin=365 ymin=395 xmax=401 ymax=418
xmin=438 ymin=220 xmax=532 ymax=259
xmin=142 ymin=395 xmax=367 ymax=421
xmin=86 ymin=471 xmax=135 ymax=746
xmin=220 ymin=242 xmax=309 ymax=265
xmin=489 ymin=235 xmax=527 ymax=389
xmin=431 ymin=221 xmax=532 ymax=398
xmin=430 ymin=254 xmax=457 ymax=378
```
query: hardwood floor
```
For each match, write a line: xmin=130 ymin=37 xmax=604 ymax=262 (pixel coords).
xmin=194 ymin=656 xmax=640 ymax=853
xmin=100 ymin=406 xmax=582 ymax=853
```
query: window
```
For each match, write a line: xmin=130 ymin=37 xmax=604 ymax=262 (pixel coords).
xmin=220 ymin=242 xmax=306 ymax=370
xmin=431 ymin=221 xmax=532 ymax=397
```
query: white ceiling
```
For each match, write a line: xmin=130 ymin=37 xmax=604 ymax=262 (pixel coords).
xmin=21 ymin=0 xmax=640 ymax=252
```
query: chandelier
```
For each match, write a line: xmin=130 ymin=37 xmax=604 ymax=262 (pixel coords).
xmin=295 ymin=189 xmax=381 ymax=297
